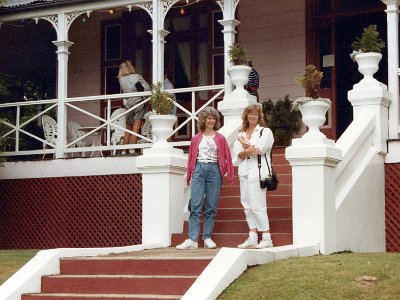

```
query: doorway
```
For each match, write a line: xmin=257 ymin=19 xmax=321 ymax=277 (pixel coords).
xmin=307 ymin=0 xmax=387 ymax=139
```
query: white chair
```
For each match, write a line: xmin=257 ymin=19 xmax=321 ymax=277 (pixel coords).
xmin=41 ymin=115 xmax=57 ymax=159
xmin=110 ymin=108 xmax=127 ymax=155
xmin=67 ymin=121 xmax=89 ymax=157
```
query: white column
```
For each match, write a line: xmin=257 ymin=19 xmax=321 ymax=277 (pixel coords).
xmin=218 ymin=0 xmax=240 ymax=95
xmin=150 ymin=0 xmax=169 ymax=84
xmin=148 ymin=28 xmax=169 ymax=85
xmin=382 ymin=0 xmax=400 ymax=139
xmin=53 ymin=40 xmax=73 ymax=159
xmin=286 ymin=139 xmax=342 ymax=255
xmin=219 ymin=19 xmax=240 ymax=95
xmin=46 ymin=12 xmax=73 ymax=159
xmin=136 ymin=146 xmax=187 ymax=247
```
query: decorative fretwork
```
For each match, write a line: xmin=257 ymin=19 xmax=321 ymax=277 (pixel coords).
xmin=65 ymin=11 xmax=91 ymax=32
xmin=136 ymin=2 xmax=153 ymax=18
xmin=0 ymin=174 xmax=143 ymax=249
xmin=385 ymin=163 xmax=400 ymax=252
xmin=37 ymin=14 xmax=58 ymax=32
xmin=217 ymin=0 xmax=240 ymax=15
xmin=161 ymin=0 xmax=180 ymax=19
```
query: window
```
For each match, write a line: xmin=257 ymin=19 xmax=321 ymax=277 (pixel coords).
xmin=105 ymin=24 xmax=121 ymax=61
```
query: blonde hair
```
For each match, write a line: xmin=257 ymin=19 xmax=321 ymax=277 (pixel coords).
xmin=118 ymin=60 xmax=136 ymax=78
xmin=197 ymin=107 xmax=221 ymax=132
xmin=241 ymin=104 xmax=265 ymax=132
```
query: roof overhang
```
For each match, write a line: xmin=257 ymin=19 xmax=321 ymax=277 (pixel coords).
xmin=0 ymin=0 xmax=150 ymax=22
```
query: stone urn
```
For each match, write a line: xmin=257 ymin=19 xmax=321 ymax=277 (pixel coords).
xmin=295 ymin=97 xmax=332 ymax=139
xmin=148 ymin=114 xmax=177 ymax=149
xmin=354 ymin=52 xmax=382 ymax=88
xmin=227 ymin=65 xmax=252 ymax=97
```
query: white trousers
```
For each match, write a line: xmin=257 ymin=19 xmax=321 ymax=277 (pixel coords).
xmin=239 ymin=176 xmax=270 ymax=231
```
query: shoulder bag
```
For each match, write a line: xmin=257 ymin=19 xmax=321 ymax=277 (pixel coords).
xmin=257 ymin=128 xmax=279 ymax=191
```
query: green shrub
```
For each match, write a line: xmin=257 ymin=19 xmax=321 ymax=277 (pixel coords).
xmin=262 ymin=95 xmax=302 ymax=146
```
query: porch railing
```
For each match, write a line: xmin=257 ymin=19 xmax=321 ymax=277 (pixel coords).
xmin=0 ymin=84 xmax=224 ymax=159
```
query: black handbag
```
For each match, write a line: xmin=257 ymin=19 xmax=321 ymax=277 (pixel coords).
xmin=257 ymin=129 xmax=279 ymax=191
xmin=135 ymin=81 xmax=145 ymax=92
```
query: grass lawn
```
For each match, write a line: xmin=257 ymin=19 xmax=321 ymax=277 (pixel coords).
xmin=0 ymin=250 xmax=38 ymax=285
xmin=219 ymin=252 xmax=400 ymax=299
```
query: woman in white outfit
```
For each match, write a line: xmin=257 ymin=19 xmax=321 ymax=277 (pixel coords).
xmin=118 ymin=60 xmax=150 ymax=148
xmin=233 ymin=104 xmax=274 ymax=249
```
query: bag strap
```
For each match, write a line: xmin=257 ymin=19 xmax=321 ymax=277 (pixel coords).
xmin=257 ymin=128 xmax=273 ymax=180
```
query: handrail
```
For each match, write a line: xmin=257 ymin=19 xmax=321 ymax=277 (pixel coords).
xmin=0 ymin=85 xmax=225 ymax=158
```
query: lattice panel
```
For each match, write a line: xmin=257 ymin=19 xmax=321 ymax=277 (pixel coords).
xmin=385 ymin=163 xmax=400 ymax=252
xmin=0 ymin=174 xmax=142 ymax=249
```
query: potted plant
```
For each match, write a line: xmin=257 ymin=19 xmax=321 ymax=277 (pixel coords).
xmin=227 ymin=43 xmax=253 ymax=98
xmin=294 ymin=65 xmax=331 ymax=139
xmin=262 ymin=95 xmax=302 ymax=146
xmin=350 ymin=25 xmax=385 ymax=87
xmin=148 ymin=82 xmax=176 ymax=149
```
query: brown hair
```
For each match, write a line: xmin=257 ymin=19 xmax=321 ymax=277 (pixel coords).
xmin=241 ymin=104 xmax=265 ymax=132
xmin=197 ymin=107 xmax=221 ymax=132
xmin=118 ymin=60 xmax=136 ymax=78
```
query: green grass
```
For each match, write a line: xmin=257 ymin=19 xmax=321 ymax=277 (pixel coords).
xmin=218 ymin=253 xmax=400 ymax=300
xmin=0 ymin=250 xmax=38 ymax=285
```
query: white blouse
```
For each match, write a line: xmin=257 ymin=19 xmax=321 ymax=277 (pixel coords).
xmin=197 ymin=134 xmax=218 ymax=163
xmin=233 ymin=125 xmax=274 ymax=181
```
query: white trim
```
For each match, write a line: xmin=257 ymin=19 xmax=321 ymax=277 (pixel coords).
xmin=0 ymin=243 xmax=163 ymax=300
xmin=182 ymin=244 xmax=320 ymax=300
xmin=0 ymin=156 xmax=141 ymax=179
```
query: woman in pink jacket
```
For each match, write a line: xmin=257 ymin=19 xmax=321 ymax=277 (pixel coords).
xmin=177 ymin=107 xmax=235 ymax=250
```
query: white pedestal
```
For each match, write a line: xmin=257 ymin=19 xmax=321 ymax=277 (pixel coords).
xmin=286 ymin=138 xmax=342 ymax=254
xmin=136 ymin=147 xmax=187 ymax=247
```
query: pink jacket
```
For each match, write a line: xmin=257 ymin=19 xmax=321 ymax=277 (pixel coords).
xmin=186 ymin=132 xmax=235 ymax=186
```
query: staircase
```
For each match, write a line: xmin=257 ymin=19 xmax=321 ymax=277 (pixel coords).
xmin=172 ymin=146 xmax=293 ymax=247
xmin=21 ymin=249 xmax=216 ymax=300
xmin=21 ymin=147 xmax=292 ymax=299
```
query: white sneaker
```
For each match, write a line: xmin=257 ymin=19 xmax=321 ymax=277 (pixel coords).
xmin=176 ymin=239 xmax=198 ymax=250
xmin=204 ymin=238 xmax=217 ymax=249
xmin=255 ymin=239 xmax=273 ymax=249
xmin=237 ymin=239 xmax=258 ymax=249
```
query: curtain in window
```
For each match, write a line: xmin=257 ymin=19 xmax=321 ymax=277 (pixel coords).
xmin=199 ymin=42 xmax=208 ymax=100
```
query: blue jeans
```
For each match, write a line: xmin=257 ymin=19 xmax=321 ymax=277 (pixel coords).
xmin=188 ymin=162 xmax=222 ymax=241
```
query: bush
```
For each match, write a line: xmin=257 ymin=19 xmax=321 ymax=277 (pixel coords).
xmin=262 ymin=95 xmax=302 ymax=146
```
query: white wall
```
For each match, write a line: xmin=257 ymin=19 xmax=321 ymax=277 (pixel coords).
xmin=237 ymin=0 xmax=306 ymax=102
xmin=67 ymin=12 xmax=122 ymax=128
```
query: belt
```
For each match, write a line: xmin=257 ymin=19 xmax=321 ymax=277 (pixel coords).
xmin=197 ymin=160 xmax=218 ymax=164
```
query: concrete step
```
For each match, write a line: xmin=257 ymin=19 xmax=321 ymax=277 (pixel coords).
xmin=41 ymin=275 xmax=196 ymax=295
xmin=60 ymin=257 xmax=211 ymax=276
xmin=183 ymin=219 xmax=292 ymax=234
xmin=171 ymin=232 xmax=293 ymax=248
xmin=215 ymin=207 xmax=292 ymax=221
xmin=218 ymin=194 xmax=292 ymax=208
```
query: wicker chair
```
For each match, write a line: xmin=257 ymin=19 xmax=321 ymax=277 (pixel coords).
xmin=41 ymin=115 xmax=57 ymax=158
xmin=110 ymin=108 xmax=127 ymax=155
